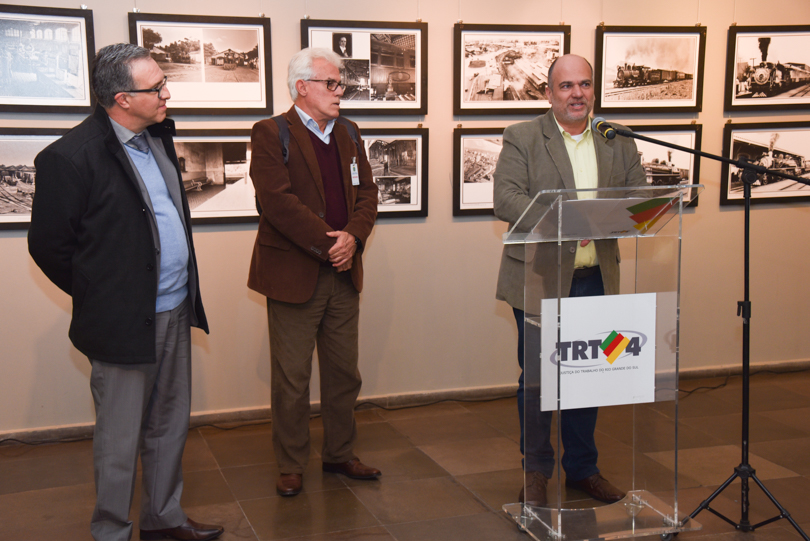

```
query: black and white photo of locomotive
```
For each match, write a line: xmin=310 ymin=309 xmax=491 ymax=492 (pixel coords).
xmin=614 ymin=63 xmax=692 ymax=88
xmin=734 ymin=36 xmax=810 ymax=99
xmin=729 ymin=131 xmax=810 ymax=190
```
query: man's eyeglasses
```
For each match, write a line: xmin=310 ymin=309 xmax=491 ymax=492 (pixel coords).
xmin=307 ymin=79 xmax=346 ymax=92
xmin=124 ymin=75 xmax=169 ymax=95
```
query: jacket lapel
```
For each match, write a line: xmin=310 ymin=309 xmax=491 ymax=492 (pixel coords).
xmin=542 ymin=113 xmax=578 ymax=194
xmin=333 ymin=121 xmax=356 ymax=211
xmin=594 ymin=131 xmax=614 ymax=193
xmin=286 ymin=107 xmax=325 ymax=202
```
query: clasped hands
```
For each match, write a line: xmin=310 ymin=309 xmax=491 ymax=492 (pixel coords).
xmin=326 ymin=230 xmax=356 ymax=272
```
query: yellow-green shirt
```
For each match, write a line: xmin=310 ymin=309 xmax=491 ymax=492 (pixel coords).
xmin=555 ymin=116 xmax=599 ymax=268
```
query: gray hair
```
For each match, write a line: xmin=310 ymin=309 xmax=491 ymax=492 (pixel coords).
xmin=287 ymin=47 xmax=342 ymax=101
xmin=92 ymin=43 xmax=151 ymax=108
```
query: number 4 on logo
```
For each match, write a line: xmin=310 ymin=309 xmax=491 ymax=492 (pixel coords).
xmin=626 ymin=336 xmax=641 ymax=356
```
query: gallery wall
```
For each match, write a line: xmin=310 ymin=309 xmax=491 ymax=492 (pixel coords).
xmin=2 ymin=0 xmax=810 ymax=435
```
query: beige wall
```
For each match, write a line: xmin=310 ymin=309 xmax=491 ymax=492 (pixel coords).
xmin=2 ymin=0 xmax=810 ymax=434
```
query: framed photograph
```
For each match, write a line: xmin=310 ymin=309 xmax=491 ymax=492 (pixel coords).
xmin=594 ymin=26 xmax=706 ymax=114
xmin=720 ymin=121 xmax=810 ymax=206
xmin=129 ymin=13 xmax=271 ymax=115
xmin=301 ymin=19 xmax=427 ymax=115
xmin=362 ymin=127 xmax=428 ymax=219
xmin=627 ymin=124 xmax=702 ymax=206
xmin=0 ymin=128 xmax=67 ymax=230
xmin=724 ymin=25 xmax=810 ymax=112
xmin=453 ymin=23 xmax=570 ymax=116
xmin=174 ymin=130 xmax=258 ymax=224
xmin=0 ymin=5 xmax=94 ymax=114
xmin=453 ymin=127 xmax=503 ymax=216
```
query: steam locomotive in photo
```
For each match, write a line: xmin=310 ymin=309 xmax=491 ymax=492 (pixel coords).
xmin=614 ymin=63 xmax=692 ymax=88
xmin=742 ymin=61 xmax=810 ymax=97
xmin=736 ymin=37 xmax=810 ymax=98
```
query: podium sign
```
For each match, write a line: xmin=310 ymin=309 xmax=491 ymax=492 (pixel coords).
xmin=502 ymin=185 xmax=704 ymax=541
xmin=540 ymin=292 xmax=657 ymax=412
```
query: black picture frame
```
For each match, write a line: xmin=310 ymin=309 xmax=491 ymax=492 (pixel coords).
xmin=173 ymin=129 xmax=258 ymax=224
xmin=453 ymin=23 xmax=570 ymax=116
xmin=720 ymin=121 xmax=810 ymax=206
xmin=361 ymin=127 xmax=428 ymax=219
xmin=453 ymin=127 xmax=503 ymax=216
xmin=0 ymin=4 xmax=94 ymax=114
xmin=301 ymin=19 xmax=428 ymax=116
xmin=723 ymin=25 xmax=810 ymax=112
xmin=129 ymin=13 xmax=272 ymax=116
xmin=0 ymin=127 xmax=68 ymax=230
xmin=594 ymin=25 xmax=706 ymax=114
xmin=626 ymin=124 xmax=702 ymax=206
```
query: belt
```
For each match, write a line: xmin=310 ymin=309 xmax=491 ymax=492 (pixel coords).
xmin=573 ymin=265 xmax=600 ymax=279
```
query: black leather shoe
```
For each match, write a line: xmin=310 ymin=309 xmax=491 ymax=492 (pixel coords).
xmin=322 ymin=458 xmax=381 ymax=479
xmin=565 ymin=473 xmax=625 ymax=503
xmin=140 ymin=518 xmax=224 ymax=540
xmin=276 ymin=473 xmax=303 ymax=496
xmin=518 ymin=471 xmax=549 ymax=507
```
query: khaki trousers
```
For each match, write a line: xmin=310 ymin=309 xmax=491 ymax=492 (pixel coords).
xmin=267 ymin=266 xmax=362 ymax=474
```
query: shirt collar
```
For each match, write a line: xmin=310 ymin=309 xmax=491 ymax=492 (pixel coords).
xmin=109 ymin=117 xmax=146 ymax=146
xmin=294 ymin=105 xmax=336 ymax=140
xmin=552 ymin=114 xmax=593 ymax=142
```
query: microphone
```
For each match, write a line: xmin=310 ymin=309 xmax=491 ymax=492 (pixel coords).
xmin=592 ymin=117 xmax=616 ymax=140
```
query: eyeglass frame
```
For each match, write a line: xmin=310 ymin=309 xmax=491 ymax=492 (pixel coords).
xmin=122 ymin=75 xmax=169 ymax=96
xmin=306 ymin=79 xmax=347 ymax=92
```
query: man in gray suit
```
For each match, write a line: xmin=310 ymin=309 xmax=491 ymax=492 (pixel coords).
xmin=493 ymin=54 xmax=647 ymax=507
xmin=28 ymin=44 xmax=222 ymax=541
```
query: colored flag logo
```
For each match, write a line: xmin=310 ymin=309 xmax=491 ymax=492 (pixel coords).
xmin=600 ymin=331 xmax=630 ymax=365
xmin=626 ymin=198 xmax=676 ymax=232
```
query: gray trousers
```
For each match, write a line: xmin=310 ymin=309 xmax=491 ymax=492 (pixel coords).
xmin=267 ymin=266 xmax=362 ymax=474
xmin=89 ymin=299 xmax=191 ymax=541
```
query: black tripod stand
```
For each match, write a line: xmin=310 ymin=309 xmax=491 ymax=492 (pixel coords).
xmin=602 ymin=120 xmax=810 ymax=540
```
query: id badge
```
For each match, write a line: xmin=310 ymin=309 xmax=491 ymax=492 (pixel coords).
xmin=350 ymin=157 xmax=360 ymax=186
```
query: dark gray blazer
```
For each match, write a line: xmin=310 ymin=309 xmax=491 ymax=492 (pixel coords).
xmin=493 ymin=110 xmax=647 ymax=312
xmin=28 ymin=105 xmax=208 ymax=365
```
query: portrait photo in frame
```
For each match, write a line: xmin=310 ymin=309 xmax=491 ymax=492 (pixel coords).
xmin=173 ymin=130 xmax=258 ymax=224
xmin=362 ymin=127 xmax=428 ymax=219
xmin=453 ymin=23 xmax=570 ymax=116
xmin=129 ymin=13 xmax=271 ymax=116
xmin=627 ymin=124 xmax=702 ymax=206
xmin=720 ymin=121 xmax=810 ymax=206
xmin=595 ymin=25 xmax=706 ymax=114
xmin=301 ymin=19 xmax=427 ymax=116
xmin=0 ymin=4 xmax=94 ymax=114
xmin=0 ymin=128 xmax=67 ymax=230
xmin=724 ymin=25 xmax=810 ymax=112
xmin=453 ymin=127 xmax=504 ymax=216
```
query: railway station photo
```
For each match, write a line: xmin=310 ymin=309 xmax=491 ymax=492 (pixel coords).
xmin=727 ymin=128 xmax=810 ymax=199
xmin=460 ymin=32 xmax=561 ymax=105
xmin=731 ymin=33 xmax=810 ymax=103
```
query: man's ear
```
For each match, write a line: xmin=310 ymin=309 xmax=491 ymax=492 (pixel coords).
xmin=113 ymin=92 xmax=131 ymax=110
xmin=295 ymin=79 xmax=307 ymax=98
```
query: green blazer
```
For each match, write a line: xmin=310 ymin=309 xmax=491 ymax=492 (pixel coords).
xmin=493 ymin=111 xmax=647 ymax=312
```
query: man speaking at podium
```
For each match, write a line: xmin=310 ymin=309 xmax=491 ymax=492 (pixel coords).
xmin=493 ymin=54 xmax=646 ymax=507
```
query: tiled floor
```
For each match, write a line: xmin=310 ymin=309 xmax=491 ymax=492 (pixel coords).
xmin=2 ymin=371 xmax=810 ymax=540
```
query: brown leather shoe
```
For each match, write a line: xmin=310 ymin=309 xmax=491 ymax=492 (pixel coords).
xmin=140 ymin=518 xmax=224 ymax=540
xmin=322 ymin=458 xmax=381 ymax=479
xmin=518 ymin=471 xmax=548 ymax=507
xmin=276 ymin=473 xmax=303 ymax=496
xmin=565 ymin=473 xmax=625 ymax=503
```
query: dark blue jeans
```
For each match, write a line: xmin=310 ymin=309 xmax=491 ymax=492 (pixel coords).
xmin=515 ymin=269 xmax=604 ymax=481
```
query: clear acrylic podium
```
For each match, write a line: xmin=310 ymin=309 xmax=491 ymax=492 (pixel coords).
xmin=502 ymin=185 xmax=704 ymax=541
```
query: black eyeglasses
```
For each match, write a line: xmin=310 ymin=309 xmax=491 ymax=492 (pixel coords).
xmin=307 ymin=79 xmax=346 ymax=91
xmin=124 ymin=75 xmax=169 ymax=95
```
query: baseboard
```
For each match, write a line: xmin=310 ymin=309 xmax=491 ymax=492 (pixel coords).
xmin=4 ymin=359 xmax=809 ymax=444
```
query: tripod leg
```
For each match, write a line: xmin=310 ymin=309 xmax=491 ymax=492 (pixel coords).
xmin=749 ymin=473 xmax=810 ymax=541
xmin=685 ymin=469 xmax=740 ymax=525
